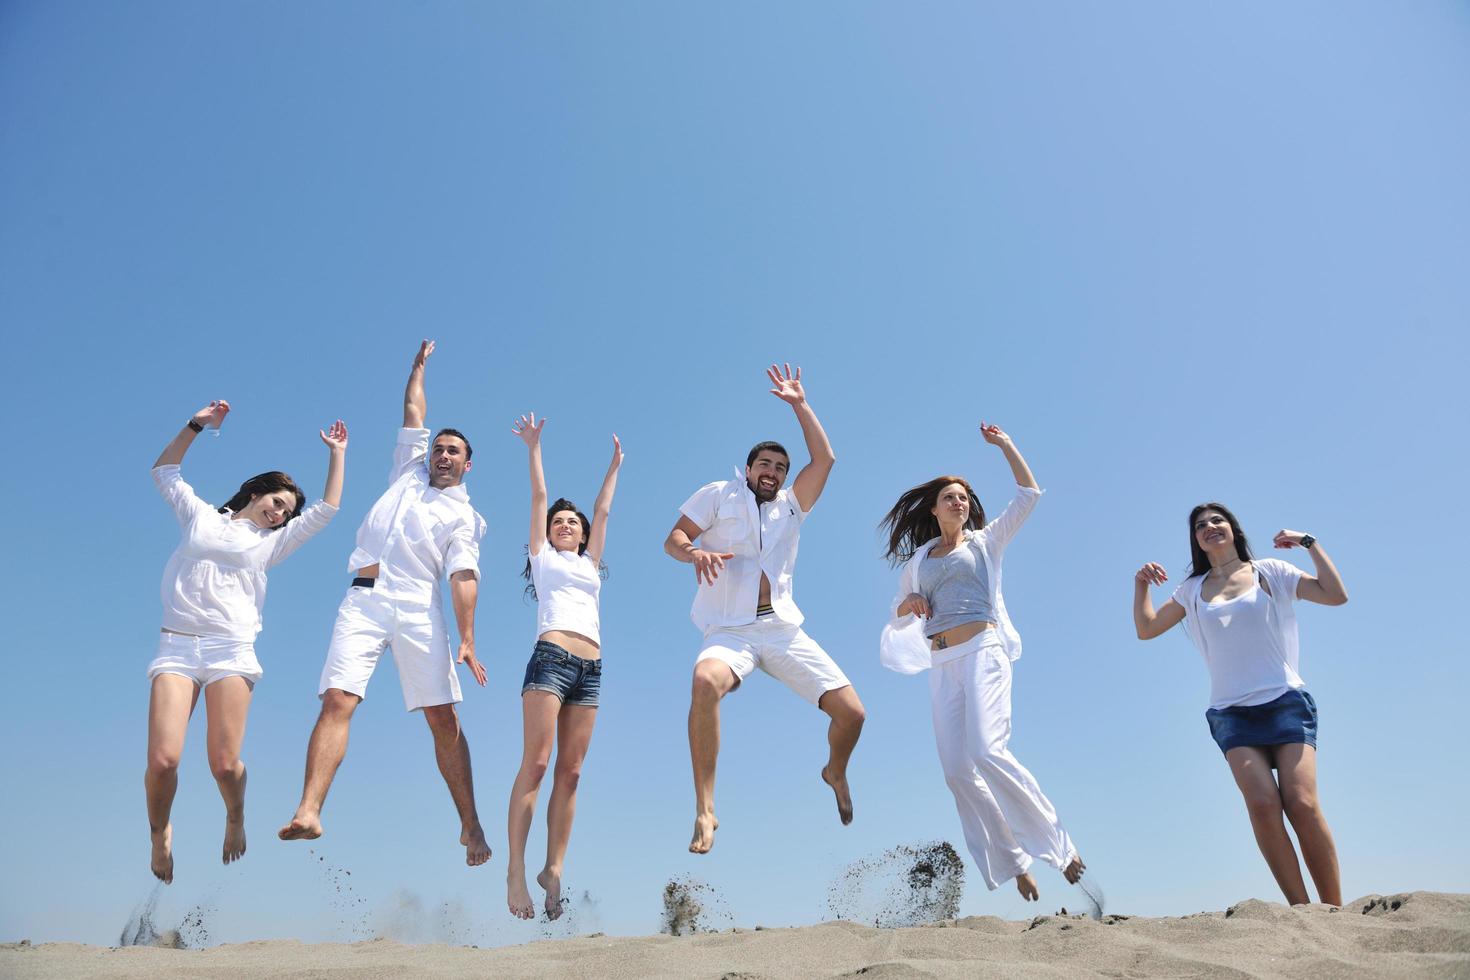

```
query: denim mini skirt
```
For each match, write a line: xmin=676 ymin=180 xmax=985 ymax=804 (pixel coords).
xmin=1205 ymin=689 xmax=1317 ymax=757
xmin=522 ymin=639 xmax=602 ymax=707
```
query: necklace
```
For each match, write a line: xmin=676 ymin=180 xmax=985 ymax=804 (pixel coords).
xmin=1210 ymin=558 xmax=1245 ymax=578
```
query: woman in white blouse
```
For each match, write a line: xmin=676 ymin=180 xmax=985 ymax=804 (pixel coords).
xmin=506 ymin=414 xmax=622 ymax=921
xmin=1133 ymin=502 xmax=1347 ymax=906
xmin=879 ymin=423 xmax=1085 ymax=903
xmin=147 ymin=400 xmax=345 ymax=884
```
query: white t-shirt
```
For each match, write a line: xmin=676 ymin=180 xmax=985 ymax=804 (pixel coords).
xmin=678 ymin=469 xmax=809 ymax=634
xmin=154 ymin=465 xmax=337 ymax=640
xmin=528 ymin=545 xmax=602 ymax=645
xmin=1172 ymin=558 xmax=1307 ymax=710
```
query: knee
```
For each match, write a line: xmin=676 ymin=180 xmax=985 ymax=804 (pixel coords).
xmin=147 ymin=751 xmax=181 ymax=776
xmin=1282 ymin=788 xmax=1321 ymax=824
xmin=1242 ymin=791 xmax=1284 ymax=824
xmin=690 ymin=665 xmax=729 ymax=704
xmin=423 ymin=704 xmax=461 ymax=737
xmin=553 ymin=760 xmax=583 ymax=791
xmin=209 ymin=753 xmax=241 ymax=782
xmin=520 ymin=756 xmax=550 ymax=785
xmin=320 ymin=689 xmax=360 ymax=721
xmin=831 ymin=695 xmax=866 ymax=728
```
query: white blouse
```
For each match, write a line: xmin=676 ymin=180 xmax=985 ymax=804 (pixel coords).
xmin=154 ymin=465 xmax=337 ymax=640
xmin=529 ymin=545 xmax=602 ymax=645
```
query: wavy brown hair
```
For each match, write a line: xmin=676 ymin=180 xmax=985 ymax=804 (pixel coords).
xmin=879 ymin=475 xmax=986 ymax=566
xmin=218 ymin=471 xmax=305 ymax=528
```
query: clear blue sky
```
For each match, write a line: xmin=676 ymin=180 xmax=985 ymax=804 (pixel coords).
xmin=2 ymin=1 xmax=1467 ymax=948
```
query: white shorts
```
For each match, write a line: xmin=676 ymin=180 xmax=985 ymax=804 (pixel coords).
xmin=697 ymin=616 xmax=851 ymax=706
xmin=318 ymin=585 xmax=461 ymax=712
xmin=147 ymin=631 xmax=261 ymax=688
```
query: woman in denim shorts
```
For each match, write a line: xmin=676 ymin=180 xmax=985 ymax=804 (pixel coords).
xmin=506 ymin=414 xmax=622 ymax=921
xmin=1133 ymin=502 xmax=1350 ymax=906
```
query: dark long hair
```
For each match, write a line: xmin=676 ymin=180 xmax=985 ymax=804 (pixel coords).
xmin=218 ymin=471 xmax=305 ymax=528
xmin=1186 ymin=501 xmax=1253 ymax=578
xmin=522 ymin=497 xmax=609 ymax=599
xmin=879 ymin=475 xmax=987 ymax=566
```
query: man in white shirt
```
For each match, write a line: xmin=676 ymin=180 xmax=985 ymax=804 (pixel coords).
xmin=663 ymin=364 xmax=866 ymax=854
xmin=279 ymin=340 xmax=492 ymax=867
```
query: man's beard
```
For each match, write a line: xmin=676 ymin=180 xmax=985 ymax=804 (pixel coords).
xmin=747 ymin=478 xmax=777 ymax=503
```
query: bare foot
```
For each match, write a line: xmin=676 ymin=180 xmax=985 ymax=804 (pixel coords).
xmin=1016 ymin=872 xmax=1039 ymax=901
xmin=1063 ymin=855 xmax=1086 ymax=884
xmin=507 ymin=870 xmax=535 ymax=919
xmin=223 ymin=809 xmax=247 ymax=865
xmin=462 ymin=824 xmax=491 ymax=867
xmin=689 ymin=812 xmax=719 ymax=854
xmin=277 ymin=807 xmax=323 ymax=841
xmin=821 ymin=766 xmax=854 ymax=825
xmin=537 ymin=868 xmax=564 ymax=921
xmin=150 ymin=825 xmax=174 ymax=884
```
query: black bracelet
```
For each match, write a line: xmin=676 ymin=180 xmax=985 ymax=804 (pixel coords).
xmin=187 ymin=419 xmax=204 ymax=433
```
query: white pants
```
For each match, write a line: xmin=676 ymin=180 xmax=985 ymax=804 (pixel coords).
xmin=929 ymin=631 xmax=1076 ymax=890
xmin=318 ymin=585 xmax=461 ymax=712
xmin=698 ymin=616 xmax=851 ymax=706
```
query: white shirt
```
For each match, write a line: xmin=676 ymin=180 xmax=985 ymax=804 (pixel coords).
xmin=880 ymin=485 xmax=1041 ymax=674
xmin=1172 ymin=558 xmax=1307 ymax=709
xmin=154 ymin=465 xmax=337 ymax=640
xmin=529 ymin=545 xmax=602 ymax=644
xmin=346 ymin=428 xmax=486 ymax=603
xmin=679 ymin=469 xmax=809 ymax=634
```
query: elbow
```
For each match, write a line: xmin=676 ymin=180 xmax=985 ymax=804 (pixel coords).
xmin=1331 ymin=591 xmax=1349 ymax=607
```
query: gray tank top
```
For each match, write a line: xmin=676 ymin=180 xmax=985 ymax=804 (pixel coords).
xmin=918 ymin=541 xmax=994 ymax=637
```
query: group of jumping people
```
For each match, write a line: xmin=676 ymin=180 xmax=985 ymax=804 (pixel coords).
xmin=146 ymin=341 xmax=1348 ymax=920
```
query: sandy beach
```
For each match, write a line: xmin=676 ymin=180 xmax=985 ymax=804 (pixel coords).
xmin=4 ymin=891 xmax=1466 ymax=979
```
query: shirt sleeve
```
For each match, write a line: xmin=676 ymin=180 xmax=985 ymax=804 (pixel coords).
xmin=979 ymin=485 xmax=1042 ymax=553
xmin=444 ymin=511 xmax=487 ymax=581
xmin=152 ymin=465 xmax=211 ymax=527
xmin=678 ymin=481 xmax=725 ymax=534
xmin=391 ymin=427 xmax=431 ymax=484
xmin=268 ymin=500 xmax=339 ymax=568
xmin=1258 ymin=558 xmax=1305 ymax=602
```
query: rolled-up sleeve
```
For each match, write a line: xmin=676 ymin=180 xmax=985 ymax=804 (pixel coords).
xmin=391 ymin=428 xmax=430 ymax=484
xmin=153 ymin=465 xmax=210 ymax=526
xmin=444 ymin=511 xmax=487 ymax=580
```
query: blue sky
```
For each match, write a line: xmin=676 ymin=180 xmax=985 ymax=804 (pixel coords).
xmin=2 ymin=1 xmax=1467 ymax=948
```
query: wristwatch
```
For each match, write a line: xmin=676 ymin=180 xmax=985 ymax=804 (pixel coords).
xmin=187 ymin=419 xmax=204 ymax=433
xmin=1298 ymin=534 xmax=1316 ymax=550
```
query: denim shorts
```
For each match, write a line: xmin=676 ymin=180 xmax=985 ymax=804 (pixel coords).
xmin=522 ymin=640 xmax=602 ymax=707
xmin=1205 ymin=689 xmax=1318 ymax=758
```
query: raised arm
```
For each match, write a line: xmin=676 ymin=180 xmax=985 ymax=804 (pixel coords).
xmin=1274 ymin=530 xmax=1349 ymax=606
xmin=512 ymin=413 xmax=548 ymax=557
xmin=585 ymin=434 xmax=623 ymax=564
xmin=768 ymin=363 xmax=835 ymax=512
xmin=1134 ymin=562 xmax=1186 ymax=639
xmin=318 ymin=420 xmax=348 ymax=507
xmin=980 ymin=422 xmax=1038 ymax=491
xmin=403 ymin=340 xmax=434 ymax=429
xmin=154 ymin=400 xmax=229 ymax=468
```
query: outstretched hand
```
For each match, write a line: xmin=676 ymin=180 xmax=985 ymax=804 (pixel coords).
xmin=767 ymin=363 xmax=806 ymax=406
xmin=192 ymin=400 xmax=231 ymax=430
xmin=980 ymin=421 xmax=1011 ymax=447
xmin=1135 ymin=562 xmax=1168 ymax=586
xmin=319 ymin=419 xmax=349 ymax=451
xmin=693 ymin=549 xmax=736 ymax=586
xmin=512 ymin=413 xmax=546 ymax=447
xmin=608 ymin=433 xmax=624 ymax=468
xmin=413 ymin=339 xmax=435 ymax=369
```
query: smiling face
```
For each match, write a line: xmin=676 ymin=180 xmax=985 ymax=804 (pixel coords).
xmin=429 ymin=434 xmax=472 ymax=488
xmin=1193 ymin=509 xmax=1234 ymax=552
xmin=240 ymin=490 xmax=299 ymax=529
xmin=930 ymin=482 xmax=972 ymax=529
xmin=549 ymin=509 xmax=587 ymax=553
xmin=745 ymin=450 xmax=790 ymax=503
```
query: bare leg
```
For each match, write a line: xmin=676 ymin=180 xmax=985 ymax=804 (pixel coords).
xmin=1275 ymin=744 xmax=1342 ymax=905
xmin=423 ymin=703 xmax=490 ymax=867
xmin=816 ymin=685 xmax=865 ymax=825
xmin=540 ymin=704 xmax=598 ymax=920
xmin=1225 ymin=746 xmax=1310 ymax=905
xmin=145 ymin=674 xmax=200 ymax=884
xmin=506 ymin=692 xmax=560 ymax=919
xmin=279 ymin=689 xmax=361 ymax=840
xmin=688 ymin=660 xmax=738 ymax=854
xmin=203 ymin=676 xmax=253 ymax=866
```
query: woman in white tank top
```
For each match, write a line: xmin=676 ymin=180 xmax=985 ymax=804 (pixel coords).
xmin=1133 ymin=501 xmax=1349 ymax=906
xmin=506 ymin=413 xmax=622 ymax=922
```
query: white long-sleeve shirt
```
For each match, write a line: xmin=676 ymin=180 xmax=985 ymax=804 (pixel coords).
xmin=678 ymin=468 xmax=809 ymax=634
xmin=880 ymin=485 xmax=1041 ymax=674
xmin=154 ymin=465 xmax=337 ymax=640
xmin=346 ymin=427 xmax=486 ymax=603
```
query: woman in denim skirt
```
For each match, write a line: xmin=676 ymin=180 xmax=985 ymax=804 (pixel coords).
xmin=506 ymin=413 xmax=622 ymax=921
xmin=1133 ymin=502 xmax=1349 ymax=905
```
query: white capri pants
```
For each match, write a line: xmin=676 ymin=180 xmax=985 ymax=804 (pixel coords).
xmin=318 ymin=585 xmax=461 ymax=712
xmin=929 ymin=630 xmax=1076 ymax=890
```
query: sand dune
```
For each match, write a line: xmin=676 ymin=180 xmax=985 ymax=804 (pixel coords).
xmin=4 ymin=891 xmax=1467 ymax=979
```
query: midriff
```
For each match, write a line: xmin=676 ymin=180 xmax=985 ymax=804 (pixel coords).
xmin=356 ymin=564 xmax=380 ymax=579
xmin=540 ymin=629 xmax=601 ymax=661
xmin=929 ymin=620 xmax=994 ymax=651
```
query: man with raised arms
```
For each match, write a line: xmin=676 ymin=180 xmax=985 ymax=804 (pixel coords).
xmin=664 ymin=364 xmax=866 ymax=854
xmin=279 ymin=340 xmax=492 ymax=866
